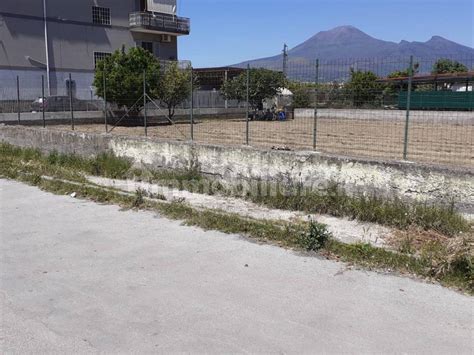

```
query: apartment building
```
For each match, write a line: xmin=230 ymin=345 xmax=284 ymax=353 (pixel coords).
xmin=0 ymin=0 xmax=190 ymax=98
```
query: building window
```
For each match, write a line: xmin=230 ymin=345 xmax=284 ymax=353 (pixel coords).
xmin=141 ymin=42 xmax=153 ymax=54
xmin=94 ymin=52 xmax=111 ymax=68
xmin=92 ymin=6 xmax=111 ymax=25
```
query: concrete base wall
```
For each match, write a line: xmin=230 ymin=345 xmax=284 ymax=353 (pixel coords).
xmin=0 ymin=125 xmax=110 ymax=157
xmin=1 ymin=125 xmax=473 ymax=217
xmin=294 ymin=108 xmax=315 ymax=119
xmin=0 ymin=111 xmax=105 ymax=124
xmin=0 ymin=108 xmax=246 ymax=124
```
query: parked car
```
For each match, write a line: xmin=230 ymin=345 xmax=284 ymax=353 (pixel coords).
xmin=31 ymin=96 xmax=89 ymax=112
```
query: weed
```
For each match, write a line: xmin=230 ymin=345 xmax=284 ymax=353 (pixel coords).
xmin=251 ymin=183 xmax=470 ymax=237
xmin=420 ymin=236 xmax=473 ymax=284
xmin=326 ymin=240 xmax=424 ymax=274
xmin=298 ymin=220 xmax=332 ymax=251
xmin=30 ymin=173 xmax=42 ymax=185
xmin=398 ymin=232 xmax=415 ymax=254
xmin=89 ymin=152 xmax=131 ymax=179
xmin=0 ymin=143 xmax=41 ymax=161
xmin=148 ymin=192 xmax=167 ymax=201
xmin=132 ymin=188 xmax=146 ymax=208
xmin=46 ymin=150 xmax=89 ymax=171
xmin=0 ymin=143 xmax=131 ymax=182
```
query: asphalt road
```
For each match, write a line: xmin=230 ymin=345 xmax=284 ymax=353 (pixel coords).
xmin=1 ymin=179 xmax=472 ymax=353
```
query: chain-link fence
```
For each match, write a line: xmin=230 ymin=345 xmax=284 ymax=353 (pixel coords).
xmin=1 ymin=55 xmax=473 ymax=168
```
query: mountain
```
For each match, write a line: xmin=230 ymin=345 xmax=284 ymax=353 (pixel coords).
xmin=236 ymin=26 xmax=474 ymax=81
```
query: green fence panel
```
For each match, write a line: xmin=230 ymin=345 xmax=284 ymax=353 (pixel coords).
xmin=398 ymin=91 xmax=474 ymax=110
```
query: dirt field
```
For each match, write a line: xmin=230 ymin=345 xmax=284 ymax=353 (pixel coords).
xmin=51 ymin=115 xmax=473 ymax=168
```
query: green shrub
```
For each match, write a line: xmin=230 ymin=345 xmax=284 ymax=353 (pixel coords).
xmin=298 ymin=220 xmax=332 ymax=251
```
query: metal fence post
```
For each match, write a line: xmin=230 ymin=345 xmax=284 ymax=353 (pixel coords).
xmin=103 ymin=65 xmax=108 ymax=133
xmin=69 ymin=73 xmax=74 ymax=130
xmin=224 ymin=70 xmax=228 ymax=109
xmin=190 ymin=67 xmax=194 ymax=141
xmin=143 ymin=70 xmax=147 ymax=137
xmin=313 ymin=59 xmax=319 ymax=150
xmin=403 ymin=55 xmax=414 ymax=160
xmin=16 ymin=76 xmax=20 ymax=124
xmin=245 ymin=64 xmax=250 ymax=145
xmin=41 ymin=75 xmax=45 ymax=128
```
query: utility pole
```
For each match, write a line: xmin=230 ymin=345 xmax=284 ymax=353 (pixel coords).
xmin=224 ymin=70 xmax=228 ymax=109
xmin=403 ymin=55 xmax=414 ymax=161
xmin=43 ymin=0 xmax=51 ymax=95
xmin=313 ymin=59 xmax=319 ymax=150
xmin=282 ymin=44 xmax=288 ymax=77
xmin=69 ymin=73 xmax=74 ymax=130
xmin=246 ymin=64 xmax=250 ymax=145
xmin=143 ymin=70 xmax=147 ymax=136
xmin=190 ymin=67 xmax=194 ymax=141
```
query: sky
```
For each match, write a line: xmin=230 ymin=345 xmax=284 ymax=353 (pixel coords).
xmin=177 ymin=0 xmax=474 ymax=67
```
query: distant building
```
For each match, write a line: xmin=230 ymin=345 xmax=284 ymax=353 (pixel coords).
xmin=378 ymin=71 xmax=473 ymax=92
xmin=0 ymin=0 xmax=190 ymax=98
xmin=379 ymin=72 xmax=474 ymax=110
xmin=193 ymin=67 xmax=245 ymax=90
xmin=451 ymin=83 xmax=472 ymax=92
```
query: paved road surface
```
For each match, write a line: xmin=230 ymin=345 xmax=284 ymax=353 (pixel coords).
xmin=1 ymin=179 xmax=472 ymax=353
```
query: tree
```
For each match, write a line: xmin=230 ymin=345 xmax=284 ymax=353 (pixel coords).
xmin=387 ymin=62 xmax=420 ymax=79
xmin=346 ymin=69 xmax=381 ymax=107
xmin=153 ymin=62 xmax=194 ymax=119
xmin=432 ymin=59 xmax=468 ymax=74
xmin=289 ymin=83 xmax=312 ymax=108
xmin=93 ymin=46 xmax=161 ymax=111
xmin=385 ymin=62 xmax=420 ymax=93
xmin=221 ymin=68 xmax=286 ymax=110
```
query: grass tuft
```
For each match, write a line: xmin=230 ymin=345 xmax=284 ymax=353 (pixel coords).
xmin=89 ymin=152 xmax=132 ymax=179
xmin=0 ymin=143 xmax=131 ymax=183
xmin=251 ymin=183 xmax=470 ymax=237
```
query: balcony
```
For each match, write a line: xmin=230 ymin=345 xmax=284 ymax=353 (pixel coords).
xmin=129 ymin=12 xmax=190 ymax=36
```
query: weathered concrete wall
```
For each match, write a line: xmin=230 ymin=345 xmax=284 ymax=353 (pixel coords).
xmin=294 ymin=108 xmax=315 ymax=119
xmin=1 ymin=124 xmax=473 ymax=217
xmin=0 ymin=125 xmax=111 ymax=156
xmin=0 ymin=111 xmax=105 ymax=124
xmin=0 ymin=108 xmax=246 ymax=124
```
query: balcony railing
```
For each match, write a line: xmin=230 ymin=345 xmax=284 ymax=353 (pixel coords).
xmin=129 ymin=12 xmax=190 ymax=35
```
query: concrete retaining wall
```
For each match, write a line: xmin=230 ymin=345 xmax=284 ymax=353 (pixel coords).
xmin=1 ymin=124 xmax=473 ymax=217
xmin=0 ymin=108 xmax=246 ymax=124
xmin=294 ymin=108 xmax=315 ymax=119
xmin=0 ymin=111 xmax=104 ymax=124
xmin=0 ymin=125 xmax=110 ymax=157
